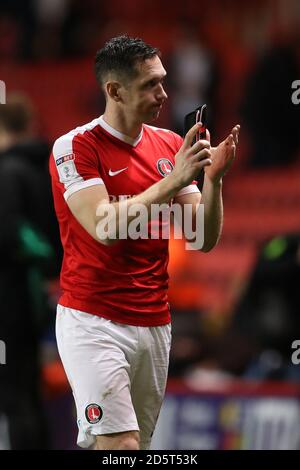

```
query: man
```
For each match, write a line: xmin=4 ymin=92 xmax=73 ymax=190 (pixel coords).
xmin=0 ymin=94 xmax=54 ymax=449
xmin=49 ymin=35 xmax=240 ymax=450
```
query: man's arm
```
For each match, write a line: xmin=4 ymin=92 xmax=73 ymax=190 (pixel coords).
xmin=174 ymin=178 xmax=223 ymax=252
xmin=67 ymin=173 xmax=184 ymax=245
xmin=174 ymin=125 xmax=240 ymax=252
xmin=67 ymin=123 xmax=212 ymax=245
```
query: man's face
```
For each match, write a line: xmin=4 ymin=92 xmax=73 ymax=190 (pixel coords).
xmin=121 ymin=55 xmax=168 ymax=123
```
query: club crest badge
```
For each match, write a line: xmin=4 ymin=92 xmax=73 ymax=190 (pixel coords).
xmin=157 ymin=158 xmax=174 ymax=177
xmin=85 ymin=403 xmax=103 ymax=424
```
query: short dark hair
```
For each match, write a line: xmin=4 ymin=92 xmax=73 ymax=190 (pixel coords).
xmin=94 ymin=35 xmax=160 ymax=86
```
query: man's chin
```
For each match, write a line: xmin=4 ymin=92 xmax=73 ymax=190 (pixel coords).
xmin=144 ymin=110 xmax=161 ymax=124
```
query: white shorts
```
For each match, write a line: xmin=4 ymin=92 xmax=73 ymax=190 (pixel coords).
xmin=55 ymin=305 xmax=171 ymax=449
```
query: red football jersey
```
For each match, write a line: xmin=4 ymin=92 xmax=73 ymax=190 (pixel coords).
xmin=49 ymin=116 xmax=199 ymax=326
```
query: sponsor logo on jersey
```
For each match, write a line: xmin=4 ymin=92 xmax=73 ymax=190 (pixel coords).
xmin=108 ymin=167 xmax=128 ymax=176
xmin=56 ymin=153 xmax=75 ymax=166
xmin=56 ymin=154 xmax=79 ymax=183
xmin=85 ymin=403 xmax=103 ymax=424
xmin=157 ymin=158 xmax=174 ymax=177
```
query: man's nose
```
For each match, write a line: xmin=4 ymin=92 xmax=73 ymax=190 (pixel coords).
xmin=157 ymin=84 xmax=168 ymax=101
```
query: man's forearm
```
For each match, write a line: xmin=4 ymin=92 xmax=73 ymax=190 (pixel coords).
xmin=198 ymin=175 xmax=223 ymax=252
xmin=127 ymin=172 xmax=182 ymax=207
xmin=96 ymin=173 xmax=183 ymax=242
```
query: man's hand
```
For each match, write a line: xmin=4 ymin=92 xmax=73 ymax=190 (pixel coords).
xmin=204 ymin=125 xmax=240 ymax=184
xmin=171 ymin=123 xmax=212 ymax=189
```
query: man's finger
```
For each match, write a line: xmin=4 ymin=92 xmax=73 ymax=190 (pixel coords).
xmin=191 ymin=148 xmax=212 ymax=163
xmin=183 ymin=122 xmax=202 ymax=148
xmin=231 ymin=124 xmax=240 ymax=145
xmin=226 ymin=134 xmax=234 ymax=145
xmin=191 ymin=139 xmax=210 ymax=154
xmin=196 ymin=158 xmax=212 ymax=170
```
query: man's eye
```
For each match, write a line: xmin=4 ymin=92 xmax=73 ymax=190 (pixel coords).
xmin=144 ymin=78 xmax=165 ymax=89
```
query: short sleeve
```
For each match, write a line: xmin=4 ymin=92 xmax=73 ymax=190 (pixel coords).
xmin=176 ymin=184 xmax=200 ymax=197
xmin=52 ymin=132 xmax=104 ymax=201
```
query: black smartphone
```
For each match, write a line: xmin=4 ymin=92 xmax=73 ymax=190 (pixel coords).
xmin=183 ymin=104 xmax=207 ymax=186
xmin=184 ymin=104 xmax=207 ymax=144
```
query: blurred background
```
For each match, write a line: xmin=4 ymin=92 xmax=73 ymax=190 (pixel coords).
xmin=0 ymin=0 xmax=300 ymax=450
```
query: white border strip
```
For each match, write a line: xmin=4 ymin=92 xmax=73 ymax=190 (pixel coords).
xmin=176 ymin=184 xmax=200 ymax=198
xmin=64 ymin=178 xmax=104 ymax=201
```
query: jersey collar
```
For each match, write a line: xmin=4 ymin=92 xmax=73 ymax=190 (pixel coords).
xmin=98 ymin=115 xmax=143 ymax=147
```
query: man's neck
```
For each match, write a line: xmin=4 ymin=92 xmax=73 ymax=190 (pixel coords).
xmin=102 ymin=109 xmax=143 ymax=140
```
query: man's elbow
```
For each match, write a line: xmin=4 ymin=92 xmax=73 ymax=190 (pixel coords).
xmin=200 ymin=244 xmax=215 ymax=253
xmin=200 ymin=238 xmax=220 ymax=252
xmin=200 ymin=230 xmax=222 ymax=252
xmin=185 ymin=238 xmax=217 ymax=252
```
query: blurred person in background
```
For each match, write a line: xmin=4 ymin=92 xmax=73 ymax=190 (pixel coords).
xmin=241 ymin=30 xmax=300 ymax=167
xmin=229 ymin=233 xmax=300 ymax=381
xmin=168 ymin=27 xmax=218 ymax=136
xmin=0 ymin=0 xmax=37 ymax=60
xmin=197 ymin=233 xmax=300 ymax=383
xmin=50 ymin=35 xmax=240 ymax=450
xmin=0 ymin=94 xmax=58 ymax=449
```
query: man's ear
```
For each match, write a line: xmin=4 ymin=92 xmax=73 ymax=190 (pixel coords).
xmin=105 ymin=81 xmax=123 ymax=102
